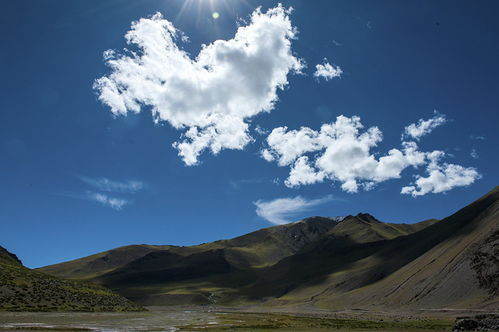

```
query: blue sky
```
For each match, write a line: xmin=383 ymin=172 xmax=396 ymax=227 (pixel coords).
xmin=1 ymin=0 xmax=498 ymax=268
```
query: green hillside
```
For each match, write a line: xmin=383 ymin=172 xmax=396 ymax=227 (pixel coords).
xmin=38 ymin=212 xmax=439 ymax=306
xmin=35 ymin=187 xmax=497 ymax=309
xmin=0 ymin=246 xmax=143 ymax=312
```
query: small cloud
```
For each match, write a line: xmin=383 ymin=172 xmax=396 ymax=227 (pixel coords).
xmin=87 ymin=191 xmax=129 ymax=210
xmin=313 ymin=59 xmax=342 ymax=81
xmin=332 ymin=39 xmax=342 ymax=46
xmin=254 ymin=195 xmax=333 ymax=225
xmin=470 ymin=149 xmax=479 ymax=159
xmin=401 ymin=152 xmax=481 ymax=197
xmin=402 ymin=111 xmax=446 ymax=141
xmin=79 ymin=176 xmax=145 ymax=193
xmin=366 ymin=21 xmax=372 ymax=29
xmin=470 ymin=135 xmax=485 ymax=140
xmin=254 ymin=125 xmax=269 ymax=136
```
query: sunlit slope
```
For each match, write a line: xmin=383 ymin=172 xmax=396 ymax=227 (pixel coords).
xmin=38 ymin=218 xmax=340 ymax=279
xmin=71 ymin=216 xmax=433 ymax=305
xmin=0 ymin=246 xmax=143 ymax=312
xmin=39 ymin=213 xmax=434 ymax=284
xmin=38 ymin=244 xmax=173 ymax=280
xmin=266 ymin=186 xmax=498 ymax=309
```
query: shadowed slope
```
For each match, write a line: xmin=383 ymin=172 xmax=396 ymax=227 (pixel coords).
xmin=38 ymin=214 xmax=437 ymax=305
xmin=40 ymin=214 xmax=434 ymax=282
xmin=38 ymin=217 xmax=341 ymax=279
xmin=261 ymin=186 xmax=499 ymax=309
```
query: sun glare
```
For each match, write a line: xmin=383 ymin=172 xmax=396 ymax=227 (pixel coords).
xmin=174 ymin=0 xmax=251 ymax=23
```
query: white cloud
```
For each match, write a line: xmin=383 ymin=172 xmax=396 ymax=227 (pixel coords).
xmin=94 ymin=6 xmax=303 ymax=165
xmin=313 ymin=59 xmax=342 ymax=81
xmin=86 ymin=191 xmax=129 ymax=210
xmin=470 ymin=149 xmax=479 ymax=159
xmin=401 ymin=151 xmax=480 ymax=196
xmin=262 ymin=125 xmax=322 ymax=166
xmin=470 ymin=135 xmax=485 ymax=140
xmin=403 ymin=111 xmax=446 ymax=141
xmin=262 ymin=115 xmax=427 ymax=193
xmin=262 ymin=114 xmax=479 ymax=195
xmin=74 ymin=176 xmax=144 ymax=210
xmin=254 ymin=195 xmax=333 ymax=225
xmin=254 ymin=125 xmax=269 ymax=136
xmin=79 ymin=176 xmax=145 ymax=193
xmin=285 ymin=156 xmax=325 ymax=187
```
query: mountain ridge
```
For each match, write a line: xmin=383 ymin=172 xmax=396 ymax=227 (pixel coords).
xmin=33 ymin=187 xmax=498 ymax=310
xmin=39 ymin=213 xmax=436 ymax=278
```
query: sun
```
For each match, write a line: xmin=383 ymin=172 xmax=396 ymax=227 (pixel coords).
xmin=173 ymin=0 xmax=251 ymax=23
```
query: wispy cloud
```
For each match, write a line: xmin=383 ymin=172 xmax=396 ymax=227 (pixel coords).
xmin=69 ymin=175 xmax=145 ymax=210
xmin=403 ymin=111 xmax=447 ymax=141
xmin=86 ymin=191 xmax=129 ymax=210
xmin=470 ymin=149 xmax=479 ymax=159
xmin=79 ymin=176 xmax=145 ymax=193
xmin=470 ymin=135 xmax=485 ymax=140
xmin=254 ymin=195 xmax=333 ymax=225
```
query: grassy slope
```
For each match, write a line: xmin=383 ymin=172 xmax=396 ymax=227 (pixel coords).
xmin=38 ymin=244 xmax=173 ymax=280
xmin=328 ymin=213 xmax=438 ymax=243
xmin=37 ymin=209 xmax=443 ymax=307
xmin=267 ymin=186 xmax=499 ymax=310
xmin=82 ymin=217 xmax=436 ymax=305
xmin=40 ymin=214 xmax=433 ymax=279
xmin=0 ymin=246 xmax=143 ymax=312
xmin=38 ymin=217 xmax=341 ymax=281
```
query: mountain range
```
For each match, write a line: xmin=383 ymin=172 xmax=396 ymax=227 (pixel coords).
xmin=33 ymin=186 xmax=498 ymax=310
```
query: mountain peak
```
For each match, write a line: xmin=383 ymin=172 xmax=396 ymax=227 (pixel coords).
xmin=355 ymin=213 xmax=379 ymax=221
xmin=293 ymin=216 xmax=345 ymax=224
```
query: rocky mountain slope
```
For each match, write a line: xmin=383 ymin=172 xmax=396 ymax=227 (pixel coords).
xmin=256 ymin=186 xmax=499 ymax=310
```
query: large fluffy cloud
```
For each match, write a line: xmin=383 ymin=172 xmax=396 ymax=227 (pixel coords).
xmin=262 ymin=114 xmax=480 ymax=195
xmin=94 ymin=6 xmax=303 ymax=165
xmin=254 ymin=195 xmax=333 ymax=225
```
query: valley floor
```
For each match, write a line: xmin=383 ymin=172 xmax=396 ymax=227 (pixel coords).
xmin=1 ymin=305 xmax=495 ymax=332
